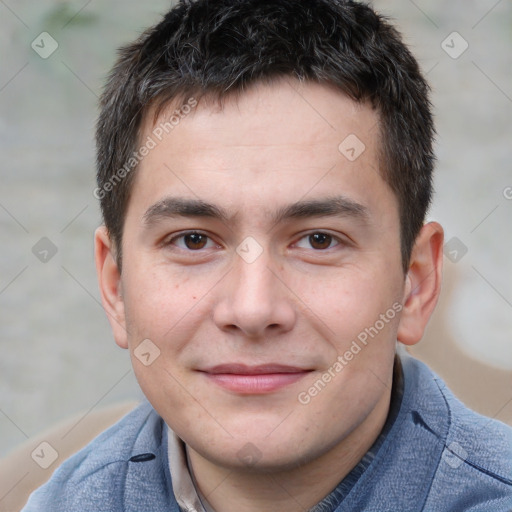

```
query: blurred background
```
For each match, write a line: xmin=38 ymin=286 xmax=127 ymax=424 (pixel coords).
xmin=1 ymin=0 xmax=511 ymax=461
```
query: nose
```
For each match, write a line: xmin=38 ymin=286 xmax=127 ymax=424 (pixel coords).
xmin=212 ymin=249 xmax=296 ymax=339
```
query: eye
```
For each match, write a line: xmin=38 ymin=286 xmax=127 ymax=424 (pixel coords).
xmin=295 ymin=232 xmax=341 ymax=250
xmin=168 ymin=231 xmax=216 ymax=251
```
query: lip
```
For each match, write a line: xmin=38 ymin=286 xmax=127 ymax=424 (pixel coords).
xmin=199 ymin=364 xmax=312 ymax=394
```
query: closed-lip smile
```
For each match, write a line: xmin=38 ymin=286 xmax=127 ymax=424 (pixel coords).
xmin=198 ymin=364 xmax=312 ymax=394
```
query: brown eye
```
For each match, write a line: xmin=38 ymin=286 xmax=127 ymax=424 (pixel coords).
xmin=309 ymin=233 xmax=333 ymax=250
xmin=183 ymin=233 xmax=208 ymax=250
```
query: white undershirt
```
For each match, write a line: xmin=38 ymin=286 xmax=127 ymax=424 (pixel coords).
xmin=166 ymin=425 xmax=216 ymax=512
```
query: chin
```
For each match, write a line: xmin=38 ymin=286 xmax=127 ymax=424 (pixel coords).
xmin=206 ymin=442 xmax=315 ymax=473
xmin=190 ymin=425 xmax=330 ymax=473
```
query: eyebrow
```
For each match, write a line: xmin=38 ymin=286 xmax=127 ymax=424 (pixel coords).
xmin=142 ymin=195 xmax=370 ymax=227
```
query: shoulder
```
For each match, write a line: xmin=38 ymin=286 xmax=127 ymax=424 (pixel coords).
xmin=22 ymin=400 xmax=176 ymax=512
xmin=402 ymin=355 xmax=512 ymax=510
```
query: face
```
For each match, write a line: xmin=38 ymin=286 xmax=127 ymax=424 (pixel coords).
xmin=100 ymin=80 xmax=410 ymax=470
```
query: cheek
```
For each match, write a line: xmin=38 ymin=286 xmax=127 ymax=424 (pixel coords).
xmin=121 ymin=265 xmax=198 ymax=341
xmin=124 ymin=256 xmax=205 ymax=308
xmin=311 ymin=270 xmax=401 ymax=349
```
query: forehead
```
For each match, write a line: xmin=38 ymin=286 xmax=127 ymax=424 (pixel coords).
xmin=144 ymin=80 xmax=379 ymax=156
xmin=129 ymin=79 xmax=393 ymax=225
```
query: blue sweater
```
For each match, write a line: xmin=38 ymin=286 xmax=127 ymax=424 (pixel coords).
xmin=23 ymin=356 xmax=512 ymax=511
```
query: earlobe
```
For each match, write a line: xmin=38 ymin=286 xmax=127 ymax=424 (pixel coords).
xmin=94 ymin=226 xmax=129 ymax=349
xmin=397 ymin=222 xmax=444 ymax=346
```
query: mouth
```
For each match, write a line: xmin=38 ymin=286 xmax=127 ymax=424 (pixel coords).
xmin=198 ymin=364 xmax=313 ymax=394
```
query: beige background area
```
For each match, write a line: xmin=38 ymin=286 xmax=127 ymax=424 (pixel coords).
xmin=0 ymin=0 xmax=511 ymax=477
xmin=409 ymin=264 xmax=512 ymax=425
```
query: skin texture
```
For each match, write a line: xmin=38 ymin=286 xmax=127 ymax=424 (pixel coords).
xmin=95 ymin=79 xmax=443 ymax=512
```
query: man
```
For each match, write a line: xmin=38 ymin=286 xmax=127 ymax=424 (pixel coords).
xmin=23 ymin=0 xmax=512 ymax=510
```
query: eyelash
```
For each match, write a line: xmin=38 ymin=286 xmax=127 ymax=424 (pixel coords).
xmin=166 ymin=231 xmax=218 ymax=251
xmin=165 ymin=231 xmax=344 ymax=252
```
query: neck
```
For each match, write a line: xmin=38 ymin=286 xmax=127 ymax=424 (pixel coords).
xmin=187 ymin=387 xmax=392 ymax=512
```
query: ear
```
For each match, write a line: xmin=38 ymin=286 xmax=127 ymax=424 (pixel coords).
xmin=94 ymin=226 xmax=128 ymax=349
xmin=397 ymin=221 xmax=444 ymax=346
